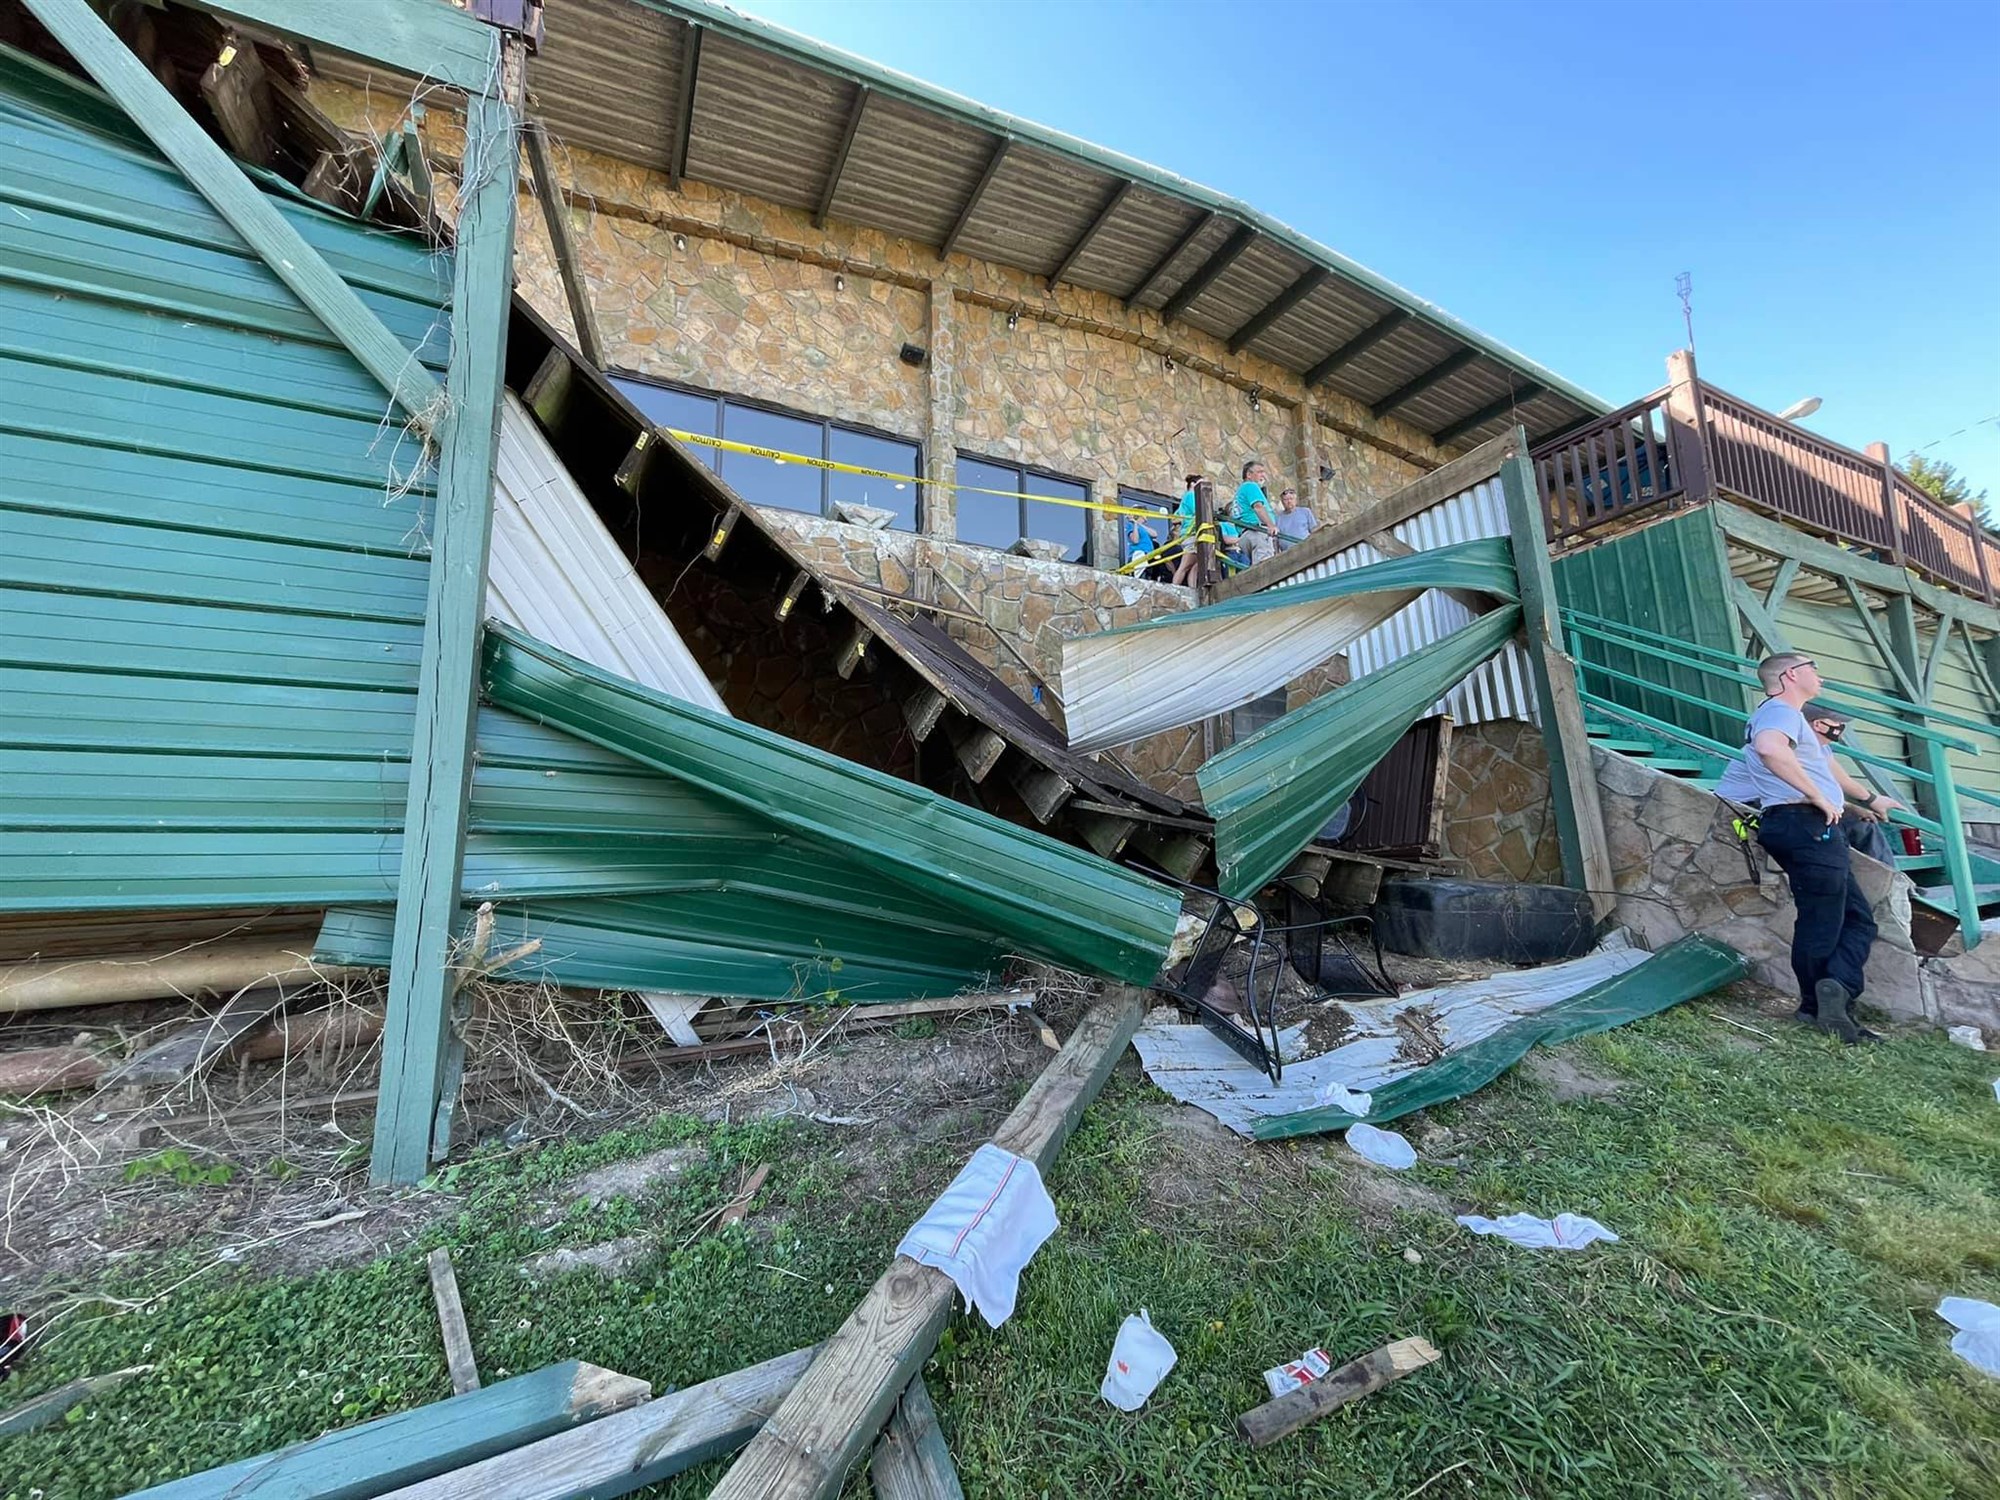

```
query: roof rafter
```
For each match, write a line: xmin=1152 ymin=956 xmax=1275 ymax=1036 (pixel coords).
xmin=1303 ymin=309 xmax=1408 ymax=388
xmin=1047 ymin=178 xmax=1130 ymax=290
xmin=1228 ymin=266 xmax=1327 ymax=354
xmin=938 ymin=136 xmax=1011 ymax=259
xmin=668 ymin=20 xmax=702 ymax=190
xmin=1158 ymin=222 xmax=1254 ymax=323
xmin=1435 ymin=385 xmax=1546 ymax=445
xmin=1370 ymin=347 xmax=1479 ymax=419
xmin=1124 ymin=208 xmax=1215 ymax=310
xmin=813 ymin=81 xmax=870 ymax=228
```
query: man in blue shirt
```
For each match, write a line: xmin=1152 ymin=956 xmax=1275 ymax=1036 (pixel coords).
xmin=1726 ymin=653 xmax=1887 ymax=1042
xmin=1234 ymin=459 xmax=1279 ymax=566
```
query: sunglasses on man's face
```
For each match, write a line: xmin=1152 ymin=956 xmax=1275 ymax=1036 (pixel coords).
xmin=1813 ymin=721 xmax=1846 ymax=739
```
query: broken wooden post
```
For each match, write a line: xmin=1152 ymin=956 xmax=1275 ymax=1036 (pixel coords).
xmin=1235 ymin=1336 xmax=1440 ymax=1448
xmin=710 ymin=986 xmax=1147 ymax=1500
xmin=523 ymin=118 xmax=604 ymax=368
xmin=428 ymin=1248 xmax=480 ymax=1396
xmin=869 ymin=1377 xmax=963 ymax=1500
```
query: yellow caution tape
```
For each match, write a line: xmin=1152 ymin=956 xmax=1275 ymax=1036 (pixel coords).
xmin=662 ymin=428 xmax=1170 ymax=521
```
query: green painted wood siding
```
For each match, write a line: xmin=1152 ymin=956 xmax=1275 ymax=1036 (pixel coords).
xmin=1552 ymin=508 xmax=1745 ymax=746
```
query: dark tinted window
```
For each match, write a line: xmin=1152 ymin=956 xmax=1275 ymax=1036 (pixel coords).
xmin=1024 ymin=475 xmax=1088 ymax=564
xmin=720 ymin=404 xmax=822 ymax=514
xmin=956 ymin=456 xmax=1025 ymax=553
xmin=613 ymin=379 xmax=720 ymax=471
xmin=829 ymin=428 xmax=920 ymax=531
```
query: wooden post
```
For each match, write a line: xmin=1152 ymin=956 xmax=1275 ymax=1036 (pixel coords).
xmin=711 ymin=988 xmax=1147 ymax=1500
xmin=1194 ymin=479 xmax=1218 ymax=597
xmin=869 ymin=1377 xmax=964 ymax=1500
xmin=427 ymin=1248 xmax=481 ymax=1396
xmin=372 ymin=77 xmax=521 ymax=1186
xmin=523 ymin=120 xmax=604 ymax=369
xmin=1885 ymin=596 xmax=1981 ymax=947
xmin=1864 ymin=441 xmax=1908 ymax=569
xmin=1662 ymin=349 xmax=1714 ymax=506
xmin=1498 ymin=432 xmax=1616 ymax=920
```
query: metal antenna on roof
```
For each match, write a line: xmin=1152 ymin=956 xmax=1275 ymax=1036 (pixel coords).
xmin=1675 ymin=271 xmax=1696 ymax=352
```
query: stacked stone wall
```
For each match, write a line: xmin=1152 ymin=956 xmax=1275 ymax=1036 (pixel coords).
xmin=1442 ymin=719 xmax=1565 ymax=883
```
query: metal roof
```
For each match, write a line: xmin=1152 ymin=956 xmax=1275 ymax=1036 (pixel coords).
xmin=314 ymin=0 xmax=1604 ymax=454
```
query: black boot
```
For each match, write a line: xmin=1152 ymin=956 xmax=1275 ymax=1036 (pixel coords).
xmin=1813 ymin=979 xmax=1863 ymax=1044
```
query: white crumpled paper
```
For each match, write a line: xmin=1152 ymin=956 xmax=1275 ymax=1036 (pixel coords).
xmin=1100 ymin=1308 xmax=1177 ymax=1411
xmin=1456 ymin=1212 xmax=1620 ymax=1251
xmin=1345 ymin=1122 xmax=1417 ymax=1171
xmin=1317 ymin=1080 xmax=1373 ymax=1117
xmin=1938 ymin=1298 xmax=2000 ymax=1378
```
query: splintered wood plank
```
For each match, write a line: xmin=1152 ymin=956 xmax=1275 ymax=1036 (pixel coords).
xmin=1235 ymin=1336 xmax=1440 ymax=1448
xmin=427 ymin=1248 xmax=480 ymax=1396
xmin=709 ymin=988 xmax=1146 ymax=1500
xmin=104 ymin=985 xmax=287 ymax=1087
xmin=639 ymin=992 xmax=709 ymax=1047
xmin=376 ymin=1347 xmax=818 ymax=1500
xmin=869 ymin=1377 xmax=964 ymax=1500
xmin=944 ymin=717 xmax=1006 ymax=783
xmin=901 ymin=684 xmax=947 ymax=742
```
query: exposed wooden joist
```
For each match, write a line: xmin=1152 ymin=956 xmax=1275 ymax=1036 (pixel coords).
xmin=1072 ymin=808 xmax=1137 ymax=860
xmin=836 ymin=624 xmax=871 ymax=679
xmin=703 ymin=505 xmax=739 ymax=561
xmin=197 ymin=31 xmax=273 ymax=168
xmin=1365 ymin=529 xmax=1496 ymax=616
xmin=174 ymin=0 xmax=499 ymax=91
xmin=901 ymin=683 xmax=947 ymax=742
xmin=1227 ymin=267 xmax=1326 ymax=353
xmin=711 ymin=989 xmax=1147 ymax=1500
xmin=613 ymin=430 xmax=654 ymax=494
xmin=1047 ymin=178 xmax=1131 ymax=290
xmin=1125 ymin=209 xmax=1217 ymax=310
xmin=1369 ymin=348 xmax=1479 ymax=419
xmin=1009 ymin=761 xmax=1072 ymax=824
xmin=776 ymin=568 xmax=812 ymax=622
xmin=21 ymin=0 xmax=443 ymax=431
xmin=938 ymin=137 xmax=1012 ymax=259
xmin=1434 ymin=383 xmax=1546 ymax=446
xmin=523 ymin=120 xmax=604 ymax=369
xmin=669 ymin=20 xmax=702 ymax=191
xmin=1213 ymin=430 xmax=1516 ymax=600
xmin=944 ymin=716 xmax=1007 ymax=783
xmin=1303 ymin=308 xmax=1409 ymax=387
xmin=1158 ymin=223 xmax=1254 ymax=323
xmin=372 ymin=85 xmax=520 ymax=1187
xmin=815 ymin=83 xmax=870 ymax=229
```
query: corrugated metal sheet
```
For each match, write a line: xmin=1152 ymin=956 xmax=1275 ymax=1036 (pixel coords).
xmin=1277 ymin=476 xmax=1539 ymax=725
xmin=1061 ymin=538 xmax=1518 ymax=752
xmin=1199 ymin=607 xmax=1523 ymax=898
xmin=1346 ymin=716 xmax=1450 ymax=857
xmin=489 ymin=393 xmax=727 ymax=710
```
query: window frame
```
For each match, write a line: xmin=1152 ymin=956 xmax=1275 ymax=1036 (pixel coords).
xmin=609 ymin=371 xmax=923 ymax=528
xmin=954 ymin=449 xmax=1094 ymax=566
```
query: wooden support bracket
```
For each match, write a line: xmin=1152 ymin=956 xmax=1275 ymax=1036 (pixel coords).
xmin=776 ymin=569 xmax=812 ymax=623
xmin=704 ymin=507 xmax=740 ymax=561
xmin=522 ymin=347 xmax=574 ymax=432
xmin=836 ymin=624 xmax=871 ymax=680
xmin=1072 ymin=808 xmax=1138 ymax=860
xmin=1008 ymin=761 xmax=1073 ymax=824
xmin=900 ymin=684 xmax=947 ymax=742
xmin=944 ymin=716 xmax=1007 ymax=783
xmin=613 ymin=430 xmax=654 ymax=495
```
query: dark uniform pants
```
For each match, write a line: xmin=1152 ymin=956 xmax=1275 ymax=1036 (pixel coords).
xmin=1756 ymin=803 xmax=1877 ymax=1009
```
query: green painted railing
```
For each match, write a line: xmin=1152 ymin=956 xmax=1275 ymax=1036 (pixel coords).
xmin=1562 ymin=607 xmax=1989 ymax=947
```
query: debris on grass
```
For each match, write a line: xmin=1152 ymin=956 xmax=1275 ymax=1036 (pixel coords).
xmin=1455 ymin=1211 xmax=1620 ymax=1251
xmin=1937 ymin=1298 xmax=2000 ymax=1378
xmin=1099 ymin=1308 xmax=1176 ymax=1412
xmin=1344 ymin=1122 xmax=1416 ymax=1170
xmin=1236 ymin=1336 xmax=1440 ymax=1448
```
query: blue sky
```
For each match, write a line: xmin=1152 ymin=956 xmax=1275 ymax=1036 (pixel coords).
xmin=737 ymin=0 xmax=2000 ymax=495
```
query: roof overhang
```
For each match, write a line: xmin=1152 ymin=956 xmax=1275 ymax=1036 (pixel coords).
xmin=318 ymin=0 xmax=1607 ymax=454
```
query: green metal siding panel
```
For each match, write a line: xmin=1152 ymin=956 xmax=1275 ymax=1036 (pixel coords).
xmin=1554 ymin=509 xmax=1744 ymax=745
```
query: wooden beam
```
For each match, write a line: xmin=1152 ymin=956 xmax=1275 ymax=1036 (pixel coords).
xmin=901 ymin=684 xmax=947 ymax=742
xmin=1499 ymin=436 xmax=1615 ymax=920
xmin=1764 ymin=556 xmax=1801 ymax=615
xmin=1158 ymin=223 xmax=1255 ymax=323
xmin=1228 ymin=267 xmax=1326 ymax=353
xmin=1047 ymin=178 xmax=1131 ymax=290
xmin=524 ymin=121 xmax=603 ymax=369
xmin=668 ymin=20 xmax=702 ymax=191
xmin=1370 ymin=348 xmax=1478 ymax=419
xmin=173 ymin=0 xmax=499 ymax=92
xmin=522 ymin=346 xmax=574 ymax=430
xmin=613 ymin=431 xmax=654 ymax=495
xmin=1713 ymin=499 xmax=2000 ymax=636
xmin=938 ymin=137 xmax=1011 ymax=259
xmin=1125 ymin=209 xmax=1216 ymax=309
xmin=870 ymin=1378 xmax=963 ymax=1500
xmin=1304 ymin=309 xmax=1409 ymax=388
xmin=1009 ymin=761 xmax=1073 ymax=823
xmin=836 ymin=624 xmax=871 ymax=679
xmin=1365 ymin=529 xmax=1495 ymax=616
xmin=703 ymin=505 xmax=740 ymax=561
xmin=20 ymin=0 xmax=443 ymax=431
xmin=197 ymin=31 xmax=273 ymax=168
xmin=1133 ymin=825 xmax=1209 ymax=882
xmin=1839 ymin=577 xmax=1924 ymax=702
xmin=103 ymin=984 xmax=286 ymax=1086
xmin=1923 ymin=614 xmax=1957 ymax=701
xmin=372 ymin=86 xmax=520 ymax=1187
xmin=1435 ymin=384 xmax=1547 ymax=447
xmin=0 ymin=1367 xmax=150 ymax=1441
xmin=427 ymin=1248 xmax=480 ymax=1396
xmin=1886 ymin=595 xmax=1982 ymax=947
xmin=815 ymin=83 xmax=870 ymax=229
xmin=1730 ymin=576 xmax=1793 ymax=655
xmin=1236 ymin=1337 xmax=1440 ymax=1448
xmin=711 ymin=989 xmax=1147 ymax=1500
xmin=380 ymin=1348 xmax=817 ymax=1500
xmin=944 ymin=716 xmax=1007 ymax=783
xmin=1072 ymin=808 xmax=1137 ymax=860
xmin=1212 ymin=431 xmax=1516 ymax=600
xmin=776 ymin=569 xmax=812 ymax=622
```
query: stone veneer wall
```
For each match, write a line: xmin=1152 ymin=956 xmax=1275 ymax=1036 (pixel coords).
xmin=1442 ymin=719 xmax=1564 ymax=883
xmin=309 ymin=82 xmax=1453 ymax=572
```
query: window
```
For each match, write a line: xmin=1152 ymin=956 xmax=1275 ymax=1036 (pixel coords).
xmin=610 ymin=375 xmax=921 ymax=528
xmin=956 ymin=453 xmax=1090 ymax=564
xmin=1117 ymin=486 xmax=1176 ymax=568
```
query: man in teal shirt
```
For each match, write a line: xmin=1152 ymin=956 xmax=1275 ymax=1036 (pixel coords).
xmin=1235 ymin=459 xmax=1279 ymax=566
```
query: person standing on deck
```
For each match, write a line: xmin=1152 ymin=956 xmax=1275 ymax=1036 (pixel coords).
xmin=1235 ymin=460 xmax=1280 ymax=567
xmin=1724 ymin=653 xmax=1886 ymax=1043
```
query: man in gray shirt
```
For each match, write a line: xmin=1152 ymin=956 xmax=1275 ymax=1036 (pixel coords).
xmin=1724 ymin=653 xmax=1885 ymax=1042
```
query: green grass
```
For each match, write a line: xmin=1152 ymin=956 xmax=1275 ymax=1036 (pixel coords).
xmin=7 ymin=996 xmax=1999 ymax=1499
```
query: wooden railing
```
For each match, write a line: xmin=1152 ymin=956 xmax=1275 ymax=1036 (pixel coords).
xmin=1532 ymin=355 xmax=1999 ymax=604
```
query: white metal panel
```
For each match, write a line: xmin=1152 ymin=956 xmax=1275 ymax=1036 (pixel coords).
xmin=487 ymin=394 xmax=729 ymax=713
xmin=1278 ymin=475 xmax=1538 ymax=726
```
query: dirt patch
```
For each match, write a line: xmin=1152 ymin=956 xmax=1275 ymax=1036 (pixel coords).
xmin=566 ymin=1146 xmax=706 ymax=1207
xmin=1304 ymin=1147 xmax=1455 ymax=1231
xmin=1522 ymin=1052 xmax=1626 ymax=1102
xmin=523 ymin=1233 xmax=658 ymax=1280
xmin=1137 ymin=1101 xmax=1273 ymax=1223
xmin=1297 ymin=1005 xmax=1358 ymax=1059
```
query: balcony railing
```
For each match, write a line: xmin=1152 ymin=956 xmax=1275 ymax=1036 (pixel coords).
xmin=1532 ymin=352 xmax=2000 ymax=604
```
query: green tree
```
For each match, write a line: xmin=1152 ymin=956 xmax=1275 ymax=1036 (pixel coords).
xmin=1901 ymin=453 xmax=1993 ymax=528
